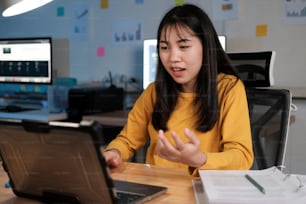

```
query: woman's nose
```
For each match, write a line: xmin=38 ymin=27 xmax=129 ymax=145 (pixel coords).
xmin=169 ymin=48 xmax=181 ymax=63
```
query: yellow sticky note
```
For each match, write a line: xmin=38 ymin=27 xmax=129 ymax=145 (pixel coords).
xmin=222 ymin=3 xmax=233 ymax=11
xmin=175 ymin=0 xmax=184 ymax=6
xmin=256 ymin=24 xmax=267 ymax=37
xmin=100 ymin=0 xmax=108 ymax=9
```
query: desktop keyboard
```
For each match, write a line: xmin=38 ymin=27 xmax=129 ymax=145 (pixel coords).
xmin=14 ymin=92 xmax=47 ymax=100
xmin=0 ymin=105 xmax=37 ymax=113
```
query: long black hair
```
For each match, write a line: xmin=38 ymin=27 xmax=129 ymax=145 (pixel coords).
xmin=151 ymin=4 xmax=239 ymax=132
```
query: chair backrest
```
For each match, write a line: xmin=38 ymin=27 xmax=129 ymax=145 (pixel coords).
xmin=228 ymin=51 xmax=276 ymax=87
xmin=246 ymin=88 xmax=292 ymax=170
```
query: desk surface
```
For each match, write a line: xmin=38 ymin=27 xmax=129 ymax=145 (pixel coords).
xmin=0 ymin=162 xmax=196 ymax=204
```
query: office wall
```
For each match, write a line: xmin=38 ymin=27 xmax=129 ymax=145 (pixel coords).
xmin=0 ymin=0 xmax=210 ymax=87
xmin=225 ymin=0 xmax=306 ymax=87
xmin=2 ymin=0 xmax=305 ymax=87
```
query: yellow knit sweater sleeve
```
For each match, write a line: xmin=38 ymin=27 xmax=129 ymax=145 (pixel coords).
xmin=104 ymin=83 xmax=156 ymax=160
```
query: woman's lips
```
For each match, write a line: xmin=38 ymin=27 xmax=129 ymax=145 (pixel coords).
xmin=171 ymin=67 xmax=186 ymax=77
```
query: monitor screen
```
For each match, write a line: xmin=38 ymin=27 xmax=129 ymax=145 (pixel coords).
xmin=143 ymin=36 xmax=226 ymax=89
xmin=0 ymin=37 xmax=52 ymax=84
xmin=143 ymin=39 xmax=158 ymax=90
xmin=218 ymin=35 xmax=226 ymax=51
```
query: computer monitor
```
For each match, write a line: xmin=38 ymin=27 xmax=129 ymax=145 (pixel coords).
xmin=0 ymin=37 xmax=52 ymax=84
xmin=218 ymin=35 xmax=226 ymax=51
xmin=143 ymin=39 xmax=158 ymax=90
xmin=227 ymin=51 xmax=276 ymax=87
xmin=143 ymin=36 xmax=226 ymax=89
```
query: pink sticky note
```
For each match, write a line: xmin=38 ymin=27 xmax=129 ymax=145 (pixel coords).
xmin=96 ymin=46 xmax=105 ymax=57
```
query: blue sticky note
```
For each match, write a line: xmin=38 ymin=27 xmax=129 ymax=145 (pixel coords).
xmin=135 ymin=0 xmax=144 ymax=4
xmin=57 ymin=7 xmax=65 ymax=17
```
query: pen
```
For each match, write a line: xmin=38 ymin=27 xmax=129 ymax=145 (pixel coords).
xmin=245 ymin=174 xmax=266 ymax=194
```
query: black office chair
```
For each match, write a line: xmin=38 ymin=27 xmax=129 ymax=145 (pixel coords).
xmin=236 ymin=64 xmax=266 ymax=86
xmin=246 ymin=88 xmax=292 ymax=170
xmin=228 ymin=51 xmax=276 ymax=87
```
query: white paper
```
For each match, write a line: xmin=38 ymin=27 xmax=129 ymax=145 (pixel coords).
xmin=199 ymin=167 xmax=306 ymax=204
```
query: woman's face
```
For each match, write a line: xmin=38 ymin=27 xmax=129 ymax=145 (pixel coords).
xmin=159 ymin=25 xmax=203 ymax=93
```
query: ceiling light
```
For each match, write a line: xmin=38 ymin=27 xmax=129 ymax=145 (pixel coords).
xmin=1 ymin=0 xmax=53 ymax=17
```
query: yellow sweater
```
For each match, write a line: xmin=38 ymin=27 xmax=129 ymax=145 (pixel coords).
xmin=105 ymin=73 xmax=254 ymax=175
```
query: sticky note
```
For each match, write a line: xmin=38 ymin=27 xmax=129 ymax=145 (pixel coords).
xmin=100 ymin=0 xmax=108 ymax=9
xmin=97 ymin=46 xmax=105 ymax=57
xmin=175 ymin=0 xmax=184 ymax=6
xmin=135 ymin=0 xmax=144 ymax=4
xmin=256 ymin=24 xmax=268 ymax=37
xmin=222 ymin=3 xmax=233 ymax=11
xmin=57 ymin=7 xmax=65 ymax=16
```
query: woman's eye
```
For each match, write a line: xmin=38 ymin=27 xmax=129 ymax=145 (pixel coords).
xmin=180 ymin=45 xmax=189 ymax=49
xmin=160 ymin=46 xmax=168 ymax=50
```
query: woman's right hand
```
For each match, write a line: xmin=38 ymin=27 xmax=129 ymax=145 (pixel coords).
xmin=103 ymin=149 xmax=122 ymax=168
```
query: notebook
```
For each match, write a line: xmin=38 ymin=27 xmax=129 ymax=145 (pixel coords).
xmin=193 ymin=167 xmax=306 ymax=204
xmin=0 ymin=119 xmax=167 ymax=204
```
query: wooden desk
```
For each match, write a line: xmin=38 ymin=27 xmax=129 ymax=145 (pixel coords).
xmin=0 ymin=162 xmax=196 ymax=204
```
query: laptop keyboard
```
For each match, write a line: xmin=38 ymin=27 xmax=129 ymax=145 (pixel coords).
xmin=117 ymin=191 xmax=146 ymax=204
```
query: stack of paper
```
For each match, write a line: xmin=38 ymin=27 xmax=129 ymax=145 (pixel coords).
xmin=193 ymin=167 xmax=306 ymax=204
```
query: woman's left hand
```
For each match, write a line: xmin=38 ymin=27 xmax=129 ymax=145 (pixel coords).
xmin=157 ymin=128 xmax=207 ymax=167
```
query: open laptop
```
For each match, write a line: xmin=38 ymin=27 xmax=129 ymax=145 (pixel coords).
xmin=0 ymin=119 xmax=167 ymax=204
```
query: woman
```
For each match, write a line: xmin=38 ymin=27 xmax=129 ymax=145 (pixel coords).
xmin=104 ymin=4 xmax=253 ymax=176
